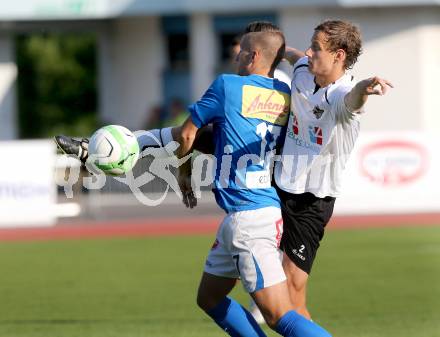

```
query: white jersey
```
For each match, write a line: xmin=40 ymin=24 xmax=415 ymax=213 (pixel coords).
xmin=274 ymin=56 xmax=361 ymax=198
xmin=274 ymin=68 xmax=292 ymax=89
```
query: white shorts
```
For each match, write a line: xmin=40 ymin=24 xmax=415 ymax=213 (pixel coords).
xmin=204 ymin=206 xmax=286 ymax=293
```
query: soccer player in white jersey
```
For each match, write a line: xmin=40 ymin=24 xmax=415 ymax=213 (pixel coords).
xmin=273 ymin=20 xmax=393 ymax=319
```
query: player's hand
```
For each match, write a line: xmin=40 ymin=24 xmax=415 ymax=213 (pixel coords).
xmin=178 ymin=172 xmax=197 ymax=209
xmin=363 ymin=76 xmax=394 ymax=96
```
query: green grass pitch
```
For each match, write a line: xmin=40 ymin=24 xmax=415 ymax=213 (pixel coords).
xmin=0 ymin=226 xmax=439 ymax=337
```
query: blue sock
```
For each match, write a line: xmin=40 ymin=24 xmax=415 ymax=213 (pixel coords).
xmin=207 ymin=297 xmax=267 ymax=337
xmin=275 ymin=310 xmax=332 ymax=337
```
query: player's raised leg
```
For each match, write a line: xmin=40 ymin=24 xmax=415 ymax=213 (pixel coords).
xmin=54 ymin=126 xmax=176 ymax=161
xmin=54 ymin=135 xmax=89 ymax=163
xmin=54 ymin=125 xmax=214 ymax=163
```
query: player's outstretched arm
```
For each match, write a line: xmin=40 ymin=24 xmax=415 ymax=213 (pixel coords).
xmin=172 ymin=124 xmax=215 ymax=155
xmin=345 ymin=76 xmax=394 ymax=112
xmin=176 ymin=117 xmax=199 ymax=157
xmin=284 ymin=46 xmax=305 ymax=65
xmin=176 ymin=117 xmax=199 ymax=209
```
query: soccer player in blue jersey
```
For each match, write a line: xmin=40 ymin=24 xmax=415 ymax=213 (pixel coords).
xmin=174 ymin=30 xmax=331 ymax=337
xmin=55 ymin=28 xmax=332 ymax=337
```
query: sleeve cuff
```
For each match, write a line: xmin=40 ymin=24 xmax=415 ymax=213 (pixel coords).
xmin=188 ymin=104 xmax=204 ymax=129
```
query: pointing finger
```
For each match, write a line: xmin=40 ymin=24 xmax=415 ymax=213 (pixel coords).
xmin=385 ymin=80 xmax=394 ymax=88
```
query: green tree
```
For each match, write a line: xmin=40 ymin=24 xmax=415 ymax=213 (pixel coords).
xmin=16 ymin=33 xmax=97 ymax=138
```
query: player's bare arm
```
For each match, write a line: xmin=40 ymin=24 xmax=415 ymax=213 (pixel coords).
xmin=171 ymin=124 xmax=214 ymax=155
xmin=344 ymin=76 xmax=394 ymax=112
xmin=284 ymin=46 xmax=305 ymax=65
xmin=176 ymin=117 xmax=199 ymax=209
xmin=176 ymin=116 xmax=199 ymax=158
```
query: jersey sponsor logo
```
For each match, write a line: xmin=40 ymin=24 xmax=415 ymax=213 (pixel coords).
xmin=242 ymin=85 xmax=290 ymax=126
xmin=308 ymin=126 xmax=323 ymax=145
xmin=292 ymin=114 xmax=299 ymax=135
xmin=286 ymin=112 xmax=321 ymax=153
xmin=286 ymin=128 xmax=321 ymax=154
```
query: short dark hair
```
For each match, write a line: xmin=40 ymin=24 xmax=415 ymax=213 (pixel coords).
xmin=232 ymin=21 xmax=280 ymax=47
xmin=314 ymin=20 xmax=362 ymax=69
xmin=245 ymin=21 xmax=280 ymax=33
xmin=244 ymin=21 xmax=285 ymax=71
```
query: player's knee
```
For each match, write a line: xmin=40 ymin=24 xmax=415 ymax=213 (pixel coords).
xmin=263 ymin=313 xmax=280 ymax=329
xmin=288 ymin=278 xmax=307 ymax=297
xmin=196 ymin=290 xmax=218 ymax=312
xmin=259 ymin=309 xmax=287 ymax=329
xmin=196 ymin=292 xmax=209 ymax=312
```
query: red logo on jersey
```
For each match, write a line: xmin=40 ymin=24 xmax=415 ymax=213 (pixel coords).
xmin=308 ymin=126 xmax=323 ymax=145
xmin=292 ymin=114 xmax=299 ymax=135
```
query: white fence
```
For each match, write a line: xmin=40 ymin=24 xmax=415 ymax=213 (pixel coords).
xmin=335 ymin=132 xmax=440 ymax=215
xmin=0 ymin=140 xmax=57 ymax=227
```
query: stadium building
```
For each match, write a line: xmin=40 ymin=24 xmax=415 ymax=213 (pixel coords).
xmin=0 ymin=0 xmax=439 ymax=140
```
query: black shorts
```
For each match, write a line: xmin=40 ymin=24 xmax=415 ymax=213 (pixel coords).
xmin=275 ymin=185 xmax=336 ymax=274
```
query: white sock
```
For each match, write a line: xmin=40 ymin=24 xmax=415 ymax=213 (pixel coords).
xmin=134 ymin=127 xmax=176 ymax=158
xmin=160 ymin=127 xmax=174 ymax=146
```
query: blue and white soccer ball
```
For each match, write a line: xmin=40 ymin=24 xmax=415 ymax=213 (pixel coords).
xmin=88 ymin=125 xmax=140 ymax=176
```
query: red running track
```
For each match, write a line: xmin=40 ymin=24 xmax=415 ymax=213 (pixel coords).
xmin=0 ymin=213 xmax=440 ymax=242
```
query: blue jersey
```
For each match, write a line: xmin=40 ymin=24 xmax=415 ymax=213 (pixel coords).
xmin=189 ymin=74 xmax=291 ymax=213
